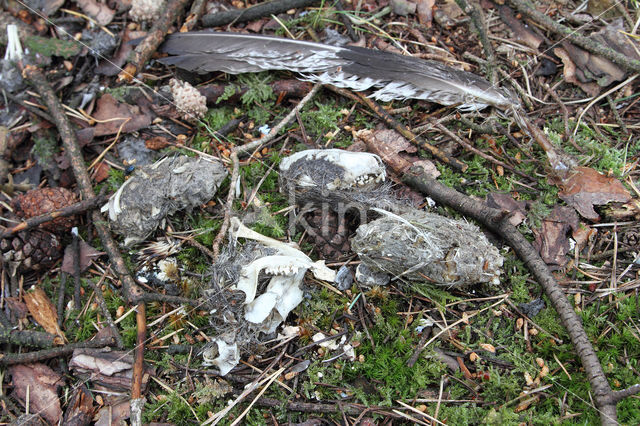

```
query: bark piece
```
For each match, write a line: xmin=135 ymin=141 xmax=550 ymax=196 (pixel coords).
xmin=69 ymin=348 xmax=155 ymax=392
xmin=9 ymin=363 xmax=63 ymax=425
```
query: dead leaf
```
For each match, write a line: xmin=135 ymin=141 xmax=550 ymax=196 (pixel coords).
xmin=92 ymin=161 xmax=111 ymax=183
xmin=557 ymin=21 xmax=639 ymax=91
xmin=554 ymin=47 xmax=601 ymax=96
xmin=145 ymin=136 xmax=171 ymax=150
xmin=96 ymin=30 xmax=146 ymax=76
xmin=416 ymin=0 xmax=435 ymax=26
xmin=553 ymin=166 xmax=632 ymax=220
xmin=412 ymin=159 xmax=440 ymax=179
xmin=355 ymin=129 xmax=418 ymax=174
xmin=9 ymin=363 xmax=63 ymax=425
xmin=572 ymin=224 xmax=597 ymax=252
xmin=61 ymin=240 xmax=104 ymax=274
xmin=95 ymin=399 xmax=130 ymax=426
xmin=438 ymin=0 xmax=464 ymax=21
xmin=4 ymin=297 xmax=29 ymax=324
xmin=588 ymin=0 xmax=624 ymax=19
xmin=24 ymin=286 xmax=66 ymax=342
xmin=561 ymin=41 xmax=624 ymax=86
xmin=75 ymin=0 xmax=115 ymax=26
xmin=515 ymin=394 xmax=539 ymax=412
xmin=456 ymin=356 xmax=473 ymax=379
xmin=533 ymin=206 xmax=579 ymax=267
xmin=497 ymin=5 xmax=543 ymax=49
xmin=70 ymin=348 xmax=155 ymax=392
xmin=480 ymin=343 xmax=496 ymax=353
xmin=92 ymin=94 xmax=153 ymax=136
xmin=486 ymin=192 xmax=528 ymax=226
xmin=390 ymin=0 xmax=416 ymax=16
xmin=27 ymin=0 xmax=65 ymax=16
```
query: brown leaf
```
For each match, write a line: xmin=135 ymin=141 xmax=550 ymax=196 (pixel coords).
xmin=92 ymin=94 xmax=153 ymax=136
xmin=554 ymin=47 xmax=600 ymax=96
xmin=438 ymin=0 xmax=464 ymax=20
xmin=497 ymin=5 xmax=542 ymax=49
xmin=574 ymin=20 xmax=638 ymax=85
xmin=572 ymin=224 xmax=596 ymax=252
xmin=24 ymin=286 xmax=66 ymax=342
xmin=92 ymin=161 xmax=111 ymax=183
xmin=390 ymin=0 xmax=416 ymax=16
xmin=515 ymin=394 xmax=539 ymax=412
xmin=9 ymin=363 xmax=63 ymax=425
xmin=416 ymin=0 xmax=435 ymax=26
xmin=4 ymin=297 xmax=29 ymax=324
xmin=145 ymin=136 xmax=171 ymax=150
xmin=95 ymin=399 xmax=130 ymax=426
xmin=75 ymin=0 xmax=115 ymax=26
xmin=554 ymin=166 xmax=632 ymax=220
xmin=69 ymin=348 xmax=155 ymax=392
xmin=31 ymin=0 xmax=65 ymax=16
xmin=355 ymin=129 xmax=418 ymax=174
xmin=561 ymin=41 xmax=625 ymax=87
xmin=486 ymin=192 xmax=528 ymax=226
xmin=533 ymin=206 xmax=579 ymax=267
xmin=96 ymin=30 xmax=146 ymax=76
xmin=61 ymin=240 xmax=104 ymax=275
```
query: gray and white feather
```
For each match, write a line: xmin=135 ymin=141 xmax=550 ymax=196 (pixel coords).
xmin=158 ymin=31 xmax=517 ymax=111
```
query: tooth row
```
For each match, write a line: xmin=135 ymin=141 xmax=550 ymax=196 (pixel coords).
xmin=265 ymin=265 xmax=300 ymax=276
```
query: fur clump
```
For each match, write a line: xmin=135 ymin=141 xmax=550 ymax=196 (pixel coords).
xmin=203 ymin=241 xmax=275 ymax=356
xmin=102 ymin=156 xmax=227 ymax=245
xmin=351 ymin=209 xmax=503 ymax=286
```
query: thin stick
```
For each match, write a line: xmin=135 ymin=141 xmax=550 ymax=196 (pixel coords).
xmin=0 ymin=336 xmax=115 ymax=365
xmin=202 ymin=0 xmax=321 ymax=27
xmin=130 ymin=302 xmax=147 ymax=426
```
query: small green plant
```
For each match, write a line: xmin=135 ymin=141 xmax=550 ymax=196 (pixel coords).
xmin=31 ymin=133 xmax=58 ymax=169
xmin=217 ymin=73 xmax=275 ymax=106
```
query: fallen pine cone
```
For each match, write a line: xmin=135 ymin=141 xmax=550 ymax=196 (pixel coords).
xmin=12 ymin=187 xmax=78 ymax=232
xmin=1 ymin=229 xmax=63 ymax=272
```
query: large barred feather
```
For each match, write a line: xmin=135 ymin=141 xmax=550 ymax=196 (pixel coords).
xmin=158 ymin=31 xmax=517 ymax=111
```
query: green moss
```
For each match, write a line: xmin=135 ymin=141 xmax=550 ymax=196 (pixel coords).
xmin=301 ymin=99 xmax=343 ymax=139
xmin=24 ymin=35 xmax=81 ymax=58
xmin=31 ymin=133 xmax=58 ymax=169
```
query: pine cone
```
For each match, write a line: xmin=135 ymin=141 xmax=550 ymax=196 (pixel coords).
xmin=1 ymin=230 xmax=63 ymax=272
xmin=129 ymin=0 xmax=166 ymax=22
xmin=12 ymin=187 xmax=78 ymax=232
xmin=170 ymin=79 xmax=208 ymax=122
